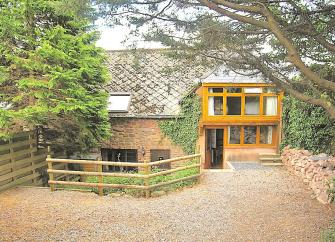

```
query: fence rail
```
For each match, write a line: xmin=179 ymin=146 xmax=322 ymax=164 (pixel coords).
xmin=47 ymin=154 xmax=202 ymax=197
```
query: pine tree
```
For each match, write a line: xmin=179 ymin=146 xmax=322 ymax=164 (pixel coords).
xmin=0 ymin=0 xmax=110 ymax=153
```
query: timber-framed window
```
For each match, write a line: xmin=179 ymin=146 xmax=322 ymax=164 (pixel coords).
xmin=206 ymin=86 xmax=279 ymax=117
xmin=227 ymin=125 xmax=276 ymax=146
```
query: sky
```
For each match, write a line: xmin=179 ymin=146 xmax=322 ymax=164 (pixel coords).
xmin=96 ymin=25 xmax=163 ymax=50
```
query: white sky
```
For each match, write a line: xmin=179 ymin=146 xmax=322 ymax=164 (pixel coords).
xmin=96 ymin=25 xmax=163 ymax=50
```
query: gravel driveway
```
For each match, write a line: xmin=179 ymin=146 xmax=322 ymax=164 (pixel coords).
xmin=0 ymin=166 xmax=334 ymax=241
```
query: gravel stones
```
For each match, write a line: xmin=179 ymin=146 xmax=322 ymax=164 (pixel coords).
xmin=0 ymin=167 xmax=334 ymax=241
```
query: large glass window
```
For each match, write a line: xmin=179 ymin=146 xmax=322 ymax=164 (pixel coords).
xmin=245 ymin=96 xmax=260 ymax=115
xmin=244 ymin=126 xmax=257 ymax=144
xmin=208 ymin=96 xmax=223 ymax=116
xmin=228 ymin=126 xmax=240 ymax=144
xmin=205 ymin=86 xmax=280 ymax=118
xmin=260 ymin=126 xmax=273 ymax=144
xmin=226 ymin=97 xmax=241 ymax=115
xmin=263 ymin=96 xmax=278 ymax=115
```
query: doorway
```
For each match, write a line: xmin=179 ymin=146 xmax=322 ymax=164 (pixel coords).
xmin=206 ymin=129 xmax=224 ymax=169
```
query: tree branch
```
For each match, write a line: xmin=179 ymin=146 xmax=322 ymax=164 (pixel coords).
xmin=198 ymin=0 xmax=268 ymax=29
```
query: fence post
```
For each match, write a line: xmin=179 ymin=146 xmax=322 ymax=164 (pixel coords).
xmin=144 ymin=160 xmax=150 ymax=198
xmin=98 ymin=157 xmax=103 ymax=196
xmin=198 ymin=155 xmax=202 ymax=183
xmin=47 ymin=146 xmax=55 ymax=192
xmin=9 ymin=138 xmax=14 ymax=183
xmin=29 ymin=131 xmax=37 ymax=185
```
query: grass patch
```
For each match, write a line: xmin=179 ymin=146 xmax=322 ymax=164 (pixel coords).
xmin=56 ymin=160 xmax=200 ymax=196
xmin=321 ymin=222 xmax=335 ymax=242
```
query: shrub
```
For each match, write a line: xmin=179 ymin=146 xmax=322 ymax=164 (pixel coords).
xmin=281 ymin=95 xmax=335 ymax=155
xmin=321 ymin=222 xmax=335 ymax=242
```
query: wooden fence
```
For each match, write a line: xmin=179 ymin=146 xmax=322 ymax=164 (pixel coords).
xmin=47 ymin=154 xmax=202 ymax=197
xmin=0 ymin=131 xmax=65 ymax=192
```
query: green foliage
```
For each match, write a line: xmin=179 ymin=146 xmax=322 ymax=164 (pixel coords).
xmin=159 ymin=93 xmax=201 ymax=154
xmin=321 ymin=222 xmax=335 ymax=242
xmin=0 ymin=0 xmax=110 ymax=152
xmin=281 ymin=95 xmax=335 ymax=155
xmin=329 ymin=177 xmax=335 ymax=203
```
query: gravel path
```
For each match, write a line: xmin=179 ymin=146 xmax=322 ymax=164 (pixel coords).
xmin=0 ymin=167 xmax=334 ymax=241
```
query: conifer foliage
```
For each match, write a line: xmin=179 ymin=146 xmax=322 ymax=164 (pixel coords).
xmin=0 ymin=0 xmax=110 ymax=152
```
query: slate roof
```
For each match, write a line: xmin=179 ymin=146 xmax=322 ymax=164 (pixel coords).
xmin=202 ymin=65 xmax=266 ymax=84
xmin=106 ymin=49 xmax=267 ymax=118
xmin=106 ymin=49 xmax=205 ymax=117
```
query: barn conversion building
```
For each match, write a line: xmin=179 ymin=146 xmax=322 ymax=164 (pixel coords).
xmin=103 ymin=49 xmax=283 ymax=169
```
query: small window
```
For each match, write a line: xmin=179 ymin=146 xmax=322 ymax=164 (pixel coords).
xmin=263 ymin=96 xmax=278 ymax=115
xmin=227 ymin=87 xmax=242 ymax=93
xmin=245 ymin=96 xmax=260 ymax=115
xmin=108 ymin=94 xmax=131 ymax=112
xmin=208 ymin=88 xmax=224 ymax=93
xmin=151 ymin=149 xmax=171 ymax=170
xmin=263 ymin=87 xmax=278 ymax=93
xmin=104 ymin=149 xmax=138 ymax=172
xmin=260 ymin=126 xmax=273 ymax=144
xmin=208 ymin=96 xmax=223 ymax=116
xmin=226 ymin=97 xmax=241 ymax=115
xmin=244 ymin=87 xmax=262 ymax=94
xmin=228 ymin=126 xmax=240 ymax=144
xmin=244 ymin=126 xmax=257 ymax=144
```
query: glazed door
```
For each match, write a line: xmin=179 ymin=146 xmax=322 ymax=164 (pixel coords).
xmin=206 ymin=129 xmax=224 ymax=169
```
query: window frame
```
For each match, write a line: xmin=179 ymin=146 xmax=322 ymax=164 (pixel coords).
xmin=204 ymin=85 xmax=280 ymax=119
xmin=226 ymin=125 xmax=276 ymax=147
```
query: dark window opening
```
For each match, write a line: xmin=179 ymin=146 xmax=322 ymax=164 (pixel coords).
xmin=150 ymin=149 xmax=171 ymax=170
xmin=226 ymin=97 xmax=241 ymax=115
xmin=102 ymin=149 xmax=138 ymax=172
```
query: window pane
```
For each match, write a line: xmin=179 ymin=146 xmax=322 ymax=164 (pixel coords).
xmin=209 ymin=88 xmax=224 ymax=93
xmin=244 ymin=87 xmax=262 ymax=94
xmin=263 ymin=96 xmax=278 ymax=115
xmin=226 ymin=97 xmax=241 ymax=115
xmin=263 ymin=87 xmax=278 ymax=93
xmin=108 ymin=95 xmax=131 ymax=112
xmin=244 ymin=126 xmax=257 ymax=144
xmin=245 ymin=96 xmax=260 ymax=115
xmin=228 ymin=126 xmax=240 ymax=144
xmin=260 ymin=126 xmax=273 ymax=144
xmin=227 ymin=87 xmax=242 ymax=93
xmin=208 ymin=96 xmax=223 ymax=116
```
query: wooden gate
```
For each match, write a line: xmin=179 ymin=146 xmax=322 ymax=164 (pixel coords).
xmin=0 ymin=131 xmax=65 ymax=192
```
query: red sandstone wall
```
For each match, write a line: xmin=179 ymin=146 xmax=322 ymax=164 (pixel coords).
xmin=102 ymin=118 xmax=186 ymax=162
xmin=282 ymin=147 xmax=335 ymax=204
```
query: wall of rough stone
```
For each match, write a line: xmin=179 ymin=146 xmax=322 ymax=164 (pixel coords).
xmin=102 ymin=118 xmax=186 ymax=162
xmin=281 ymin=147 xmax=335 ymax=204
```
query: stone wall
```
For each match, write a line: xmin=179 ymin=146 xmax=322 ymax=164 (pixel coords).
xmin=281 ymin=147 xmax=335 ymax=204
xmin=102 ymin=118 xmax=186 ymax=162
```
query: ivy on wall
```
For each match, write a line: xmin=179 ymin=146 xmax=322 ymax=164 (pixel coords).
xmin=281 ymin=95 xmax=335 ymax=155
xmin=159 ymin=93 xmax=201 ymax=154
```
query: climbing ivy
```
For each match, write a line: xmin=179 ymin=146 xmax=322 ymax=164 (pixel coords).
xmin=281 ymin=95 xmax=335 ymax=155
xmin=159 ymin=93 xmax=201 ymax=154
